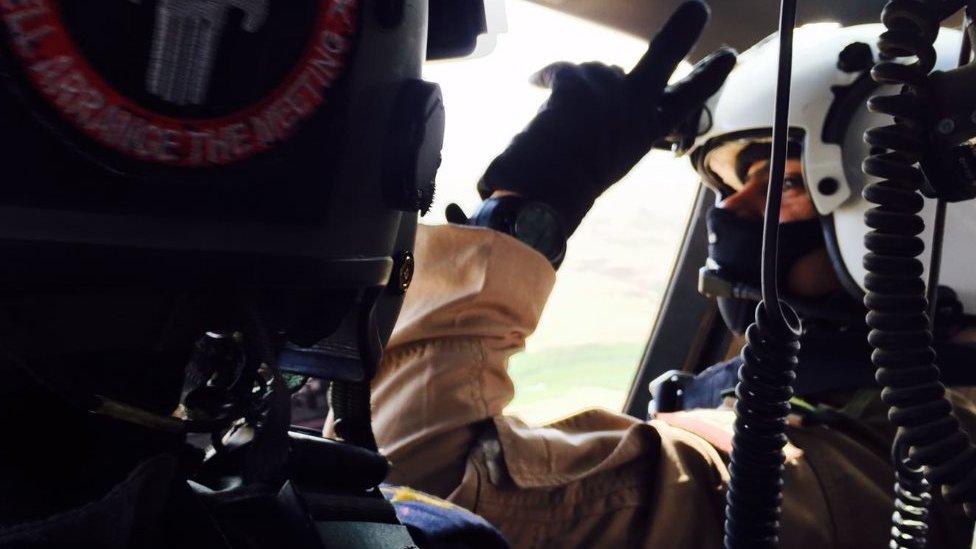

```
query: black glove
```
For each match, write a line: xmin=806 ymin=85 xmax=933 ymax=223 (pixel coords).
xmin=478 ymin=0 xmax=736 ymax=237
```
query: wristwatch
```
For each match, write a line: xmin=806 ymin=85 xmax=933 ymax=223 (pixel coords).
xmin=469 ymin=196 xmax=567 ymax=268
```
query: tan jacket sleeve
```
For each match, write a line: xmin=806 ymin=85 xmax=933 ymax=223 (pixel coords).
xmin=370 ymin=224 xmax=555 ymax=497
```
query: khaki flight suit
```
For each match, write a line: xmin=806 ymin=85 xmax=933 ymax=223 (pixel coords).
xmin=347 ymin=224 xmax=976 ymax=548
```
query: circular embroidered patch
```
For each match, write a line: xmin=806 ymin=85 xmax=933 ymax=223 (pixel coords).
xmin=0 ymin=0 xmax=360 ymax=167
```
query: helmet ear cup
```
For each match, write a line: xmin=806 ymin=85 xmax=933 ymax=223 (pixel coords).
xmin=826 ymin=25 xmax=965 ymax=311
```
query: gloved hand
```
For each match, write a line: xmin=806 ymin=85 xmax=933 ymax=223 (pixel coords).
xmin=478 ymin=0 xmax=736 ymax=237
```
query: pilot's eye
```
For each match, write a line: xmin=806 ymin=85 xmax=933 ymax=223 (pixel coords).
xmin=783 ymin=175 xmax=804 ymax=191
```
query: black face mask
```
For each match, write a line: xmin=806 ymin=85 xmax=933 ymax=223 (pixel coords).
xmin=705 ymin=206 xmax=825 ymax=334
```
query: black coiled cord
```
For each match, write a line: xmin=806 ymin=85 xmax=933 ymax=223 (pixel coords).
xmin=724 ymin=303 xmax=800 ymax=548
xmin=863 ymin=1 xmax=976 ymax=546
xmin=892 ymin=442 xmax=933 ymax=548
xmin=722 ymin=0 xmax=803 ymax=547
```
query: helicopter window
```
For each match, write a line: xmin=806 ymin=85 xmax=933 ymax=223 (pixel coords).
xmin=424 ymin=0 xmax=701 ymax=425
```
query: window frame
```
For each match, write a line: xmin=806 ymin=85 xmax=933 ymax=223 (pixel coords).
xmin=624 ymin=186 xmax=734 ymax=418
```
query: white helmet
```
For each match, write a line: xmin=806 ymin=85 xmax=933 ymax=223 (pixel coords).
xmin=688 ymin=23 xmax=976 ymax=313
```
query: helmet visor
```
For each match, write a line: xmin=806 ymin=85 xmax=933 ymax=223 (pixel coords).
xmin=696 ymin=129 xmax=804 ymax=197
xmin=699 ymin=133 xmax=815 ymax=225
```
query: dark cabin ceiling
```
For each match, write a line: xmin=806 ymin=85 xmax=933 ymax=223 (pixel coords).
xmin=525 ymin=0 xmax=963 ymax=61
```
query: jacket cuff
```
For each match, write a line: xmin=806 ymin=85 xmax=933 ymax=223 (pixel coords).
xmin=388 ymin=224 xmax=556 ymax=349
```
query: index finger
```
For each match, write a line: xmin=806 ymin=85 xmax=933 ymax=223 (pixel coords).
xmin=628 ymin=1 xmax=711 ymax=97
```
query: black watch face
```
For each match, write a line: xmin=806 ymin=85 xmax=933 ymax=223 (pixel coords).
xmin=513 ymin=203 xmax=566 ymax=263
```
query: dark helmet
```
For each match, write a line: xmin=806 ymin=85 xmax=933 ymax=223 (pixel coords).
xmin=0 ymin=0 xmax=446 ymax=433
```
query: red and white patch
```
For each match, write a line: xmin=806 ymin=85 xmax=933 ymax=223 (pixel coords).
xmin=1 ymin=0 xmax=359 ymax=167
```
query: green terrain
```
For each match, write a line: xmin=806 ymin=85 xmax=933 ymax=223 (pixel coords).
xmin=505 ymin=342 xmax=646 ymax=424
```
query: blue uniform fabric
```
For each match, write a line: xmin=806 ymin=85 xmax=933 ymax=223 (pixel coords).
xmin=381 ymin=485 xmax=509 ymax=549
xmin=683 ymin=357 xmax=741 ymax=410
xmin=680 ymin=339 xmax=976 ymax=412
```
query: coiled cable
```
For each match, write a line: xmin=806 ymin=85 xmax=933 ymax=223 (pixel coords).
xmin=722 ymin=0 xmax=803 ymax=546
xmin=863 ymin=1 xmax=976 ymax=546
xmin=724 ymin=303 xmax=800 ymax=548
xmin=891 ymin=439 xmax=933 ymax=548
